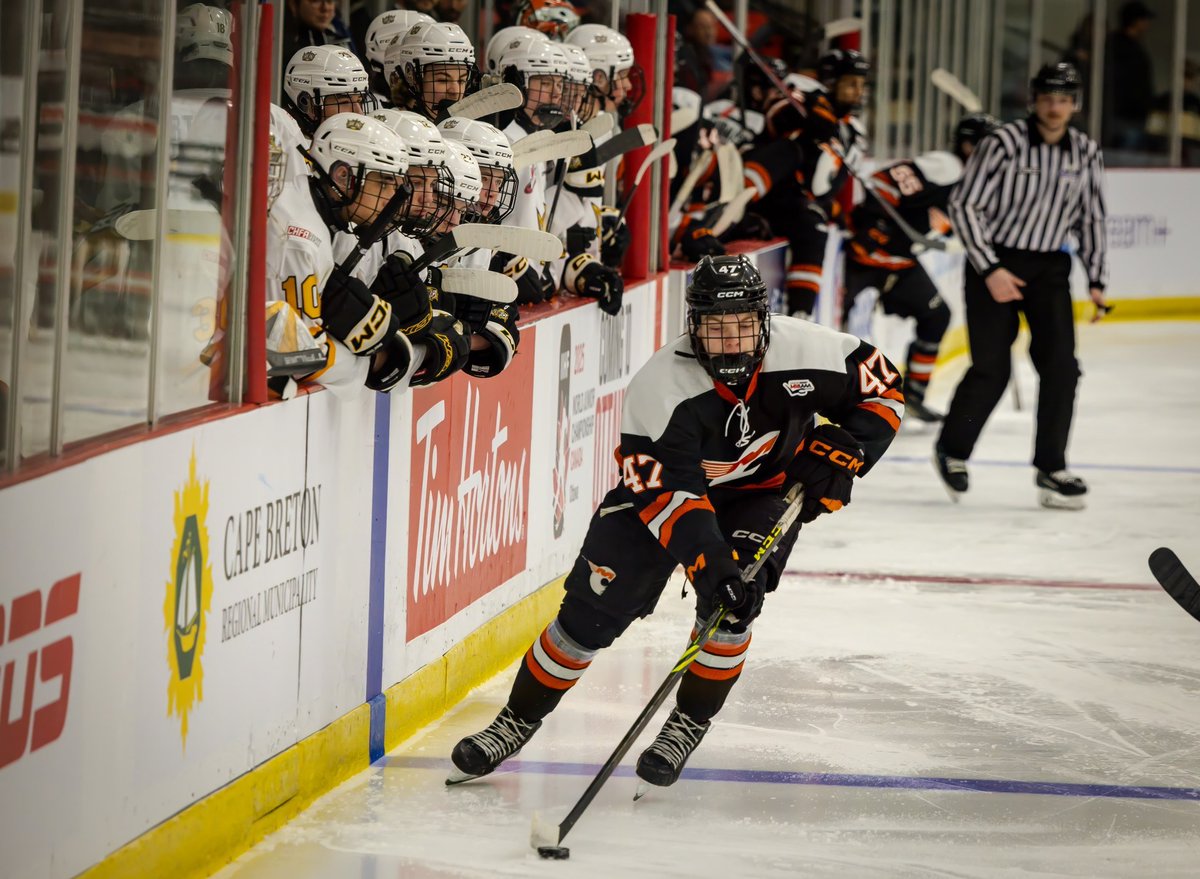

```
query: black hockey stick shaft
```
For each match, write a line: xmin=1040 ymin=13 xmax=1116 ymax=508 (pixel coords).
xmin=547 ymin=482 xmax=805 ymax=847
xmin=1149 ymin=548 xmax=1200 ymax=621
xmin=702 ymin=0 xmax=945 ymax=253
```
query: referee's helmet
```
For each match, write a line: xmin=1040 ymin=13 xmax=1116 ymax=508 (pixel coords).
xmin=1030 ymin=62 xmax=1081 ymax=100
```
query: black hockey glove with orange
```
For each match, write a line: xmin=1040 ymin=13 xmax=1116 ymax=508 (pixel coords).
xmin=788 ymin=423 xmax=865 ymax=524
xmin=679 ymin=224 xmax=726 ymax=263
xmin=691 ymin=550 xmax=761 ymax=625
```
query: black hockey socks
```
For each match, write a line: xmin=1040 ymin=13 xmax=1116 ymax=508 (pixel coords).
xmin=675 ymin=627 xmax=751 ymax=723
xmin=506 ymin=617 xmax=597 ymax=723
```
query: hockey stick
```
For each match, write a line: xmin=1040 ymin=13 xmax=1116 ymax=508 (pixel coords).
xmin=512 ymin=129 xmax=593 ymax=170
xmin=930 ymin=68 xmax=982 ymax=113
xmin=709 ymin=187 xmax=757 ymax=238
xmin=822 ymin=16 xmax=863 ymax=40
xmin=446 ymin=83 xmax=524 ymax=121
xmin=582 ymin=111 xmax=614 ymax=139
xmin=715 ymin=142 xmax=744 ymax=204
xmin=531 ymin=482 xmax=806 ymax=859
xmin=438 ymin=267 xmax=517 ymax=303
xmin=670 ymin=101 xmax=700 ymax=134
xmin=335 ymin=187 xmax=415 ymax=275
xmin=669 ymin=147 xmax=715 ymax=216
xmin=703 ymin=0 xmax=948 ymax=254
xmin=410 ymin=223 xmax=562 ymax=273
xmin=613 ymin=137 xmax=678 ymax=227
xmin=1149 ymin=548 xmax=1200 ymax=621
xmin=113 ymin=208 xmax=222 ymax=241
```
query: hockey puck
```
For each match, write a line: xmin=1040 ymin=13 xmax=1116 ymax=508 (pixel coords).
xmin=537 ymin=845 xmax=570 ymax=860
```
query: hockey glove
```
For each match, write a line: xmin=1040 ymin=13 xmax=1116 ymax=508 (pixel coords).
xmin=567 ymin=255 xmax=623 ymax=316
xmin=723 ymin=210 xmax=773 ymax=242
xmin=320 ymin=266 xmax=398 ymax=357
xmin=371 ymin=253 xmax=433 ymax=336
xmin=691 ymin=550 xmax=761 ymax=624
xmin=364 ymin=332 xmax=415 ymax=393
xmin=598 ymin=207 xmax=631 ymax=268
xmin=679 ymin=225 xmax=726 ymax=263
xmin=565 ymin=222 xmax=597 ymax=259
xmin=491 ymin=252 xmax=548 ymax=306
xmin=412 ymin=310 xmax=471 ymax=386
xmin=788 ymin=424 xmax=865 ymax=523
xmin=464 ymin=300 xmax=521 ymax=379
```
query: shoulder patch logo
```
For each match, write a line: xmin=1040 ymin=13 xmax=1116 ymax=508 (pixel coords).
xmin=784 ymin=378 xmax=815 ymax=397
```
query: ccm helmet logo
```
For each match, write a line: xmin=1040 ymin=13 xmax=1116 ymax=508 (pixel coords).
xmin=716 ymin=291 xmax=742 ymax=298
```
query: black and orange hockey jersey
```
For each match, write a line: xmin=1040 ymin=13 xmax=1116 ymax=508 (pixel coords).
xmin=613 ymin=316 xmax=903 ymax=577
xmin=848 ymin=152 xmax=964 ymax=270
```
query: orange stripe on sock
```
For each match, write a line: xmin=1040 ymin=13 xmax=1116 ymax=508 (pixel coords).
xmin=701 ymin=637 xmax=752 ymax=657
xmin=689 ymin=661 xmax=745 ymax=681
xmin=525 ymin=650 xmax=578 ymax=691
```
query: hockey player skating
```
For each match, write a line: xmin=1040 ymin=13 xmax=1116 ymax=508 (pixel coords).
xmin=841 ymin=113 xmax=1000 ymax=422
xmin=448 ymin=255 xmax=902 ymax=790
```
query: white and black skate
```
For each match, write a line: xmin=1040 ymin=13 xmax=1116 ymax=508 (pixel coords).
xmin=1036 ymin=469 xmax=1087 ymax=510
xmin=633 ymin=708 xmax=710 ymax=800
xmin=446 ymin=705 xmax=542 ymax=785
xmin=933 ymin=448 xmax=968 ymax=501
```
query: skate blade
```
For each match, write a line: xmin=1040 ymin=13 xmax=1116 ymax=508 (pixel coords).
xmin=445 ymin=767 xmax=486 ymax=786
xmin=633 ymin=781 xmax=652 ymax=801
xmin=1038 ymin=489 xmax=1085 ymax=511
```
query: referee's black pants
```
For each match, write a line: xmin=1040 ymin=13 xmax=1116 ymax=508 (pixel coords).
xmin=938 ymin=249 xmax=1080 ymax=474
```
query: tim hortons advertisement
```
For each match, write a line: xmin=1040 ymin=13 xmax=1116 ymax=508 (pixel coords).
xmin=407 ymin=326 xmax=537 ymax=640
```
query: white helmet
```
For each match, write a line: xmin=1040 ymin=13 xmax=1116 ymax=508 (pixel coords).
xmin=284 ymin=45 xmax=376 ymax=136
xmin=444 ymin=141 xmax=482 ymax=204
xmin=365 ymin=10 xmax=432 ymax=74
xmin=395 ymin=21 xmax=477 ymax=121
xmin=307 ymin=113 xmax=410 ymax=178
xmin=177 ymin=4 xmax=234 ymax=66
xmin=494 ymin=30 xmax=568 ymax=78
xmin=438 ymin=117 xmax=517 ymax=222
xmin=372 ymin=109 xmax=455 ymax=237
xmin=559 ymin=43 xmax=592 ymax=120
xmin=486 ymin=26 xmax=547 ymax=74
xmin=564 ymin=24 xmax=644 ymax=116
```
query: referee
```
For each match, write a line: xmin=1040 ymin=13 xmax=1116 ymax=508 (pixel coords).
xmin=935 ymin=62 xmax=1109 ymax=510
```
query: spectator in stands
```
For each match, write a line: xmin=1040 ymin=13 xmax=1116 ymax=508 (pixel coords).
xmin=1102 ymin=1 xmax=1155 ymax=151
xmin=435 ymin=0 xmax=468 ymax=22
xmin=283 ymin=0 xmax=359 ymax=84
xmin=675 ymin=6 xmax=719 ymax=102
xmin=1147 ymin=58 xmax=1200 ymax=166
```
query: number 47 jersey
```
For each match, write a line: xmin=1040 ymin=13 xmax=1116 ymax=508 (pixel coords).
xmin=613 ymin=315 xmax=904 ymax=571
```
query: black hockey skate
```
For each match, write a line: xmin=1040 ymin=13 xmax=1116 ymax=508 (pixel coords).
xmin=1036 ymin=469 xmax=1087 ymax=510
xmin=634 ymin=708 xmax=710 ymax=794
xmin=933 ymin=448 xmax=968 ymax=500
xmin=446 ymin=705 xmax=542 ymax=785
xmin=903 ymin=382 xmax=943 ymax=423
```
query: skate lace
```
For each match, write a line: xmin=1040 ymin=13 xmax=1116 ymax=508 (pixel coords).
xmin=470 ymin=708 xmax=535 ymax=763
xmin=945 ymin=457 xmax=967 ymax=475
xmin=646 ymin=712 xmax=707 ymax=768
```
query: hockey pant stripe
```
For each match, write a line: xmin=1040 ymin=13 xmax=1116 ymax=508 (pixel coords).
xmin=525 ymin=618 xmax=597 ymax=691
xmin=640 ymin=490 xmax=711 ymax=546
xmin=743 ymin=162 xmax=771 ymax=200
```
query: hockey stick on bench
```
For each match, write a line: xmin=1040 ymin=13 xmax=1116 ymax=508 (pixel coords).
xmin=410 ymin=223 xmax=563 ymax=274
xmin=613 ymin=136 xmax=678 ymax=227
xmin=1149 ymin=548 xmax=1200 ymax=621
xmin=438 ymin=267 xmax=517 ymax=303
xmin=530 ymin=482 xmax=806 ymax=860
xmin=512 ymin=129 xmax=593 ymax=170
xmin=446 ymin=83 xmax=523 ymax=121
xmin=703 ymin=0 xmax=949 ymax=255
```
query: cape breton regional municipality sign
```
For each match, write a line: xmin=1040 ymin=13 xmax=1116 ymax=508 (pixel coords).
xmin=407 ymin=326 xmax=537 ymax=641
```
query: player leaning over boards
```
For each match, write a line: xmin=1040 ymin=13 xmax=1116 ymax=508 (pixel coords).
xmin=447 ymin=255 xmax=903 ymax=790
xmin=935 ymin=63 xmax=1110 ymax=510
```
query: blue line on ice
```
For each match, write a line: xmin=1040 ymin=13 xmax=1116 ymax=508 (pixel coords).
xmin=888 ymin=455 xmax=1200 ymax=476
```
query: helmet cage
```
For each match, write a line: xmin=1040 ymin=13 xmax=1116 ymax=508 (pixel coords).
xmin=405 ymin=59 xmax=480 ymax=122
xmin=685 ymin=256 xmax=771 ymax=387
xmin=399 ymin=162 xmax=457 ymax=240
xmin=477 ymin=163 xmax=518 ymax=222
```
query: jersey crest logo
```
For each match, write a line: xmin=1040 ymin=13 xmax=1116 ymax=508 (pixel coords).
xmin=701 ymin=432 xmax=779 ymax=487
xmin=783 ymin=379 xmax=815 ymax=397
xmin=586 ymin=558 xmax=616 ymax=596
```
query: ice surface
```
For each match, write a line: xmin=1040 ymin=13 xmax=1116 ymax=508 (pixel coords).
xmin=214 ymin=321 xmax=1200 ymax=879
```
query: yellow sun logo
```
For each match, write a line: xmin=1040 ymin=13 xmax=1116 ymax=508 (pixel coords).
xmin=164 ymin=447 xmax=213 ymax=749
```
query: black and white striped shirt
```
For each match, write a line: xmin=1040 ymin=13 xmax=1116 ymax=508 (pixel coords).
xmin=949 ymin=117 xmax=1108 ymax=289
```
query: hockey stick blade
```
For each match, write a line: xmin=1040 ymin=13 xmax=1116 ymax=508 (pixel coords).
xmin=704 ymin=0 xmax=946 ymax=254
xmin=582 ymin=111 xmax=614 ymax=139
xmin=513 ymin=129 xmax=592 ymax=169
xmin=446 ymin=83 xmax=523 ymax=120
xmin=931 ymin=68 xmax=983 ymax=113
xmin=669 ymin=147 xmax=713 ymax=216
xmin=531 ymin=483 xmax=805 ymax=852
xmin=114 ymin=208 xmax=221 ymax=241
xmin=411 ymin=224 xmax=562 ymax=273
xmin=1149 ymin=548 xmax=1200 ymax=621
xmin=438 ymin=267 xmax=517 ymax=303
xmin=589 ymin=123 xmax=657 ymax=167
xmin=670 ymin=102 xmax=700 ymax=134
xmin=710 ymin=187 xmax=756 ymax=238
xmin=822 ymin=17 xmax=863 ymax=39
xmin=614 ymin=137 xmax=678 ymax=227
xmin=716 ymin=142 xmax=744 ymax=204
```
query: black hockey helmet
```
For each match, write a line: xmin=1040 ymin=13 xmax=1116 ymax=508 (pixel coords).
xmin=686 ymin=254 xmax=771 ymax=387
xmin=737 ymin=53 xmax=787 ymax=108
xmin=817 ymin=49 xmax=871 ymax=88
xmin=1030 ymin=62 xmax=1081 ymax=99
xmin=953 ymin=112 xmax=1000 ymax=159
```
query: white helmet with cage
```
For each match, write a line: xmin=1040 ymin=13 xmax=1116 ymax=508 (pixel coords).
xmin=372 ymin=109 xmax=455 ymax=237
xmin=444 ymin=141 xmax=482 ymax=204
xmin=494 ymin=30 xmax=569 ymax=80
xmin=307 ymin=112 xmax=410 ymax=179
xmin=560 ymin=43 xmax=593 ymax=119
xmin=565 ymin=24 xmax=634 ymax=75
xmin=371 ymin=108 xmax=449 ymax=168
xmin=177 ymin=4 xmax=234 ymax=66
xmin=486 ymin=26 xmax=548 ymax=74
xmin=395 ymin=21 xmax=477 ymax=120
xmin=284 ymin=45 xmax=375 ymax=135
xmin=438 ymin=117 xmax=517 ymax=222
xmin=364 ymin=9 xmax=432 ymax=76
xmin=497 ymin=38 xmax=571 ymax=129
